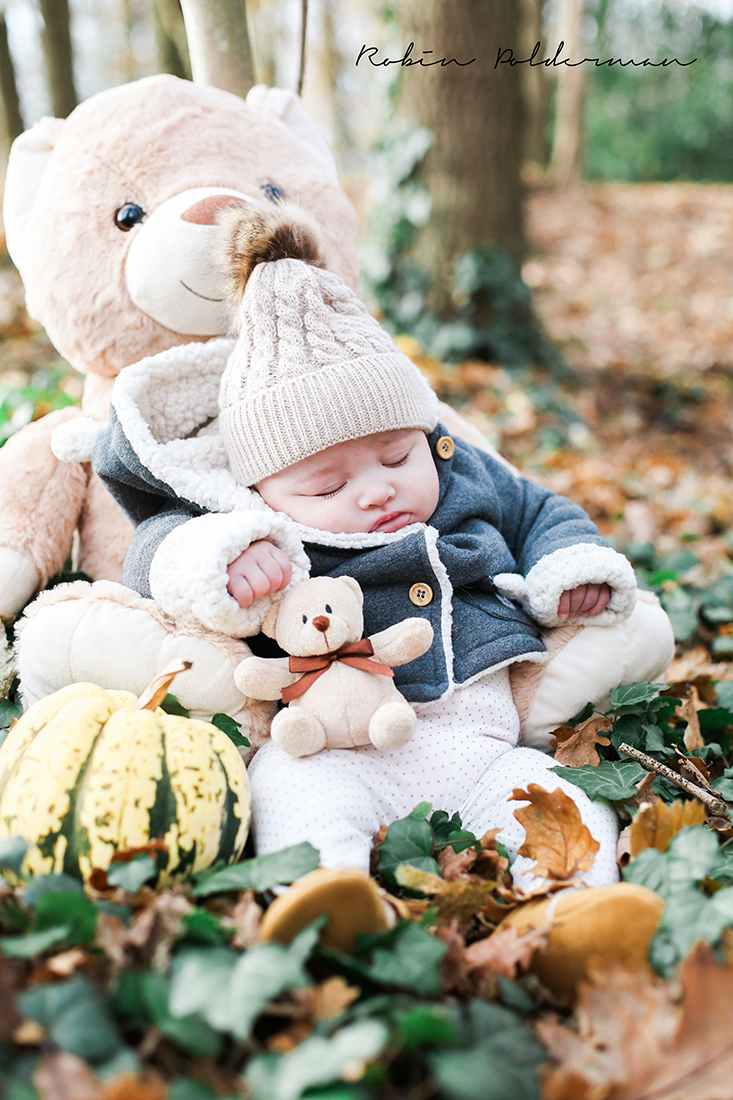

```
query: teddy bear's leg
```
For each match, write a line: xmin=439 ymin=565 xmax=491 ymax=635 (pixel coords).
xmin=368 ymin=699 xmax=417 ymax=750
xmin=270 ymin=708 xmax=328 ymax=758
xmin=15 ymin=580 xmax=273 ymax=746
xmin=0 ymin=408 xmax=89 ymax=619
xmin=512 ymin=592 xmax=675 ymax=750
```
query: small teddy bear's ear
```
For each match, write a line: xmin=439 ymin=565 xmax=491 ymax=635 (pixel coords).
xmin=260 ymin=600 xmax=281 ymax=638
xmin=336 ymin=575 xmax=363 ymax=605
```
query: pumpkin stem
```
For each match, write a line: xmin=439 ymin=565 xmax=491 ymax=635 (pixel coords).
xmin=134 ymin=660 xmax=192 ymax=712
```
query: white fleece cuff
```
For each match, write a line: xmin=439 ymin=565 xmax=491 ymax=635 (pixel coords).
xmin=51 ymin=417 xmax=106 ymax=463
xmin=149 ymin=511 xmax=310 ymax=636
xmin=493 ymin=543 xmax=637 ymax=628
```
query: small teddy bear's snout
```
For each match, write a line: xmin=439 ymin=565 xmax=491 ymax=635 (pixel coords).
xmin=312 ymin=616 xmax=330 ymax=633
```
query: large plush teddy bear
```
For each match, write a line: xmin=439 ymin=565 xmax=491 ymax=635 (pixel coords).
xmin=236 ymin=576 xmax=434 ymax=756
xmin=0 ymin=74 xmax=360 ymax=621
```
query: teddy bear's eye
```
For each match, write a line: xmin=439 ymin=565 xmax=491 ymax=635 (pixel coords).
xmin=302 ymin=614 xmax=308 ymax=624
xmin=114 ymin=203 xmax=146 ymax=231
xmin=262 ymin=183 xmax=285 ymax=203
xmin=325 ymin=605 xmax=332 ymax=614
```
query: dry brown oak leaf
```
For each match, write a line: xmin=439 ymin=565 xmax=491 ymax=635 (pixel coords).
xmin=512 ymin=785 xmax=599 ymax=881
xmin=539 ymin=942 xmax=733 ymax=1100
xmin=630 ymin=797 xmax=706 ymax=859
xmin=552 ymin=716 xmax=612 ymax=767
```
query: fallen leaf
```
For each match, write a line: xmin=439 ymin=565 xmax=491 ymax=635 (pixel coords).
xmin=617 ymin=825 xmax=633 ymax=868
xmin=394 ymin=865 xmax=499 ymax=930
xmin=553 ymin=716 xmax=612 ymax=767
xmin=463 ymin=924 xmax=546 ymax=981
xmin=549 ymin=725 xmax=577 ymax=749
xmin=677 ymin=686 xmax=705 ymax=751
xmin=0 ymin=954 xmax=21 ymax=1040
xmin=540 ymin=944 xmax=733 ymax=1100
xmin=630 ymin=797 xmax=707 ymax=857
xmin=624 ymin=771 xmax=657 ymax=813
xmin=311 ymin=976 xmax=360 ymax=1019
xmin=46 ymin=947 xmax=89 ymax=977
xmin=512 ymin=785 xmax=600 ymax=881
xmin=221 ymin=889 xmax=263 ymax=948
xmin=34 ymin=1051 xmax=101 ymax=1100
xmin=101 ymin=1074 xmax=166 ymax=1100
xmin=12 ymin=1019 xmax=45 ymax=1044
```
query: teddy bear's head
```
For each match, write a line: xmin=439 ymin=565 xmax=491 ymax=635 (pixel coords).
xmin=3 ymin=75 xmax=359 ymax=379
xmin=261 ymin=575 xmax=364 ymax=657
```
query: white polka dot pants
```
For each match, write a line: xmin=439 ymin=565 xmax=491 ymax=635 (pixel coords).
xmin=248 ymin=670 xmax=619 ymax=889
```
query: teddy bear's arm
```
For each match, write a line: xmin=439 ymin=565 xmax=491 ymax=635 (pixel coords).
xmin=234 ymin=655 xmax=299 ymax=701
xmin=0 ymin=407 xmax=89 ymax=618
xmin=370 ymin=618 xmax=434 ymax=667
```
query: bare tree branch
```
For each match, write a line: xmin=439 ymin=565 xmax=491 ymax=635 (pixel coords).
xmin=179 ymin=0 xmax=255 ymax=98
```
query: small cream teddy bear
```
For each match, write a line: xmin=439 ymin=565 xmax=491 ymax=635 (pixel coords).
xmin=235 ymin=576 xmax=433 ymax=757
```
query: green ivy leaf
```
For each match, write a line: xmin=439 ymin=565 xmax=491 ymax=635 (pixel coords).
xmin=551 ymin=760 xmax=646 ymax=800
xmin=211 ymin=713 xmax=250 ymax=748
xmin=191 ymin=842 xmax=320 ymax=896
xmin=0 ymin=837 xmax=28 ymax=875
xmin=160 ymin=693 xmax=190 ymax=717
xmin=355 ymin=922 xmax=448 ymax=997
xmin=395 ymin=1006 xmax=459 ymax=1049
xmin=427 ymin=1001 xmax=544 ymax=1100
xmin=378 ymin=808 xmax=438 ymax=887
xmin=141 ymin=972 xmax=222 ymax=1058
xmin=22 ymin=873 xmax=82 ymax=907
xmin=610 ymin=682 xmax=666 ymax=709
xmin=0 ymin=925 xmax=71 ymax=957
xmin=245 ymin=1020 xmax=389 ymax=1100
xmin=106 ymin=855 xmax=157 ymax=893
xmin=19 ymin=977 xmax=121 ymax=1063
xmin=32 ymin=891 xmax=97 ymax=946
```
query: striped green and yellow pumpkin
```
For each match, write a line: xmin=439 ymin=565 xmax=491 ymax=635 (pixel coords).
xmin=0 ymin=670 xmax=250 ymax=884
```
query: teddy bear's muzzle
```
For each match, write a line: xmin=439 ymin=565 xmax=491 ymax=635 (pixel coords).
xmin=124 ymin=186 xmax=259 ymax=337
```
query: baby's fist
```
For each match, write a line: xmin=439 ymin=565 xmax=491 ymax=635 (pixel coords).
xmin=227 ymin=540 xmax=292 ymax=608
xmin=558 ymin=582 xmax=611 ymax=620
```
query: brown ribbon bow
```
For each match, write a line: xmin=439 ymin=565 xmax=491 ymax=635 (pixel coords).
xmin=281 ymin=638 xmax=394 ymax=704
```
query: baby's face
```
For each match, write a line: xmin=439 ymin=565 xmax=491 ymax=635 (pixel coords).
xmin=256 ymin=429 xmax=440 ymax=534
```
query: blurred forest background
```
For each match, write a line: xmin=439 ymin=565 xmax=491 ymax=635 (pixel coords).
xmin=2 ymin=0 xmax=733 ymax=667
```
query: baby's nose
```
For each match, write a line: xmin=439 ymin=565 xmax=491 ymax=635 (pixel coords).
xmin=312 ymin=616 xmax=330 ymax=632
xmin=359 ymin=482 xmax=395 ymax=508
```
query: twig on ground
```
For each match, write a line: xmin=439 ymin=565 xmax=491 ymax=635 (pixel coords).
xmin=619 ymin=743 xmax=727 ymax=817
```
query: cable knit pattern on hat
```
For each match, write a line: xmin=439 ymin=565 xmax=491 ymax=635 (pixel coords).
xmin=219 ymin=258 xmax=440 ymax=484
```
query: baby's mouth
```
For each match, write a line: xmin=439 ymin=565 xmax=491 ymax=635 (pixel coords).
xmin=370 ymin=511 xmax=411 ymax=533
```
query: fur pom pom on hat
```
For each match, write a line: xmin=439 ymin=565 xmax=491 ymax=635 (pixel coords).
xmin=216 ymin=206 xmax=439 ymax=486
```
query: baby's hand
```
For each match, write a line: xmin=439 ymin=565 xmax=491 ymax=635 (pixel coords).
xmin=227 ymin=540 xmax=292 ymax=608
xmin=557 ymin=583 xmax=611 ymax=620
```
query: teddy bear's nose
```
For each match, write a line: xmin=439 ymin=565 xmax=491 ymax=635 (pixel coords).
xmin=181 ymin=194 xmax=248 ymax=225
xmin=312 ymin=616 xmax=330 ymax=632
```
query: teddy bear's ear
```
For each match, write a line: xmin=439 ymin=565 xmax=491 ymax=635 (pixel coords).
xmin=260 ymin=599 xmax=281 ymax=639
xmin=3 ymin=117 xmax=65 ymax=285
xmin=336 ymin=575 xmax=363 ymax=605
xmin=245 ymin=85 xmax=339 ymax=185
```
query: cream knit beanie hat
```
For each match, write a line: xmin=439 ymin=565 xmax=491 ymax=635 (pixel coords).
xmin=218 ymin=254 xmax=439 ymax=486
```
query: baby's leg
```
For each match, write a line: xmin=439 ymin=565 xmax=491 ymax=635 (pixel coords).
xmin=515 ymin=592 xmax=675 ymax=750
xmin=460 ymin=745 xmax=619 ymax=889
xmin=248 ymin=694 xmax=515 ymax=872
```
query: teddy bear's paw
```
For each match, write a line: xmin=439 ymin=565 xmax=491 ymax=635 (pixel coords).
xmin=270 ymin=708 xmax=327 ymax=757
xmin=368 ymin=701 xmax=416 ymax=750
xmin=260 ymin=868 xmax=391 ymax=954
xmin=497 ymin=882 xmax=664 ymax=1004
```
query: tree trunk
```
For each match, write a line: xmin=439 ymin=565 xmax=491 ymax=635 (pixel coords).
xmin=38 ymin=0 xmax=77 ymax=118
xmin=154 ymin=0 xmax=192 ymax=80
xmin=179 ymin=0 xmax=255 ymax=98
xmin=0 ymin=13 xmax=24 ymax=144
xmin=520 ymin=0 xmax=552 ymax=169
xmin=548 ymin=0 xmax=585 ymax=187
xmin=396 ymin=0 xmax=525 ymax=316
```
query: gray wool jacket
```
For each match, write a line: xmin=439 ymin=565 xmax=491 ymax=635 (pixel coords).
xmin=53 ymin=340 xmax=638 ymax=703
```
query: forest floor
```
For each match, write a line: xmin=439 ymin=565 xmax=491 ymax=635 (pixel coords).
xmin=4 ymin=184 xmax=733 ymax=1099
